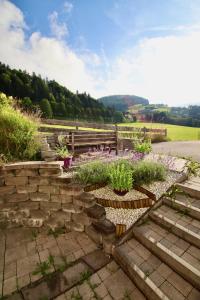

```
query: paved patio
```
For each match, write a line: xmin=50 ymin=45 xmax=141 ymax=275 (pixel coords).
xmin=0 ymin=227 xmax=145 ymax=300
xmin=0 ymin=227 xmax=97 ymax=297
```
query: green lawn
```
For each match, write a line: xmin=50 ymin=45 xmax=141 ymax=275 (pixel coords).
xmin=119 ymin=122 xmax=200 ymax=141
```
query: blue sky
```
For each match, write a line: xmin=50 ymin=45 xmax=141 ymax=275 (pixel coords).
xmin=1 ymin=0 xmax=200 ymax=105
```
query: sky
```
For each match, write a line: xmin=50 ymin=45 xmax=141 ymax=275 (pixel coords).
xmin=1 ymin=0 xmax=200 ymax=106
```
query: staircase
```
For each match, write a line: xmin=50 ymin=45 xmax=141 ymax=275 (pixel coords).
xmin=113 ymin=179 xmax=200 ymax=300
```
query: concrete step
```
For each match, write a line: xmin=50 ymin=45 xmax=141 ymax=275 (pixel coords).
xmin=133 ymin=220 xmax=200 ymax=289
xmin=114 ymin=237 xmax=199 ymax=300
xmin=163 ymin=195 xmax=200 ymax=221
xmin=149 ymin=205 xmax=200 ymax=248
xmin=176 ymin=180 xmax=200 ymax=199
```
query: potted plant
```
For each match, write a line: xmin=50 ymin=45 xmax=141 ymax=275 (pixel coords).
xmin=133 ymin=140 xmax=152 ymax=160
xmin=55 ymin=146 xmax=72 ymax=168
xmin=109 ymin=162 xmax=133 ymax=196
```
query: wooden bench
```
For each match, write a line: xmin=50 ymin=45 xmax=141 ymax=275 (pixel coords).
xmin=67 ymin=131 xmax=119 ymax=154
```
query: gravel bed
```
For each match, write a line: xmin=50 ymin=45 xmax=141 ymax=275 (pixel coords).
xmin=89 ymin=186 xmax=146 ymax=201
xmin=141 ymin=170 xmax=182 ymax=200
xmin=105 ymin=207 xmax=148 ymax=229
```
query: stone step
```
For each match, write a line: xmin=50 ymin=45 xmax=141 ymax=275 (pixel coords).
xmin=163 ymin=195 xmax=200 ymax=221
xmin=114 ymin=238 xmax=199 ymax=300
xmin=176 ymin=181 xmax=200 ymax=199
xmin=133 ymin=220 xmax=200 ymax=289
xmin=149 ymin=206 xmax=200 ymax=248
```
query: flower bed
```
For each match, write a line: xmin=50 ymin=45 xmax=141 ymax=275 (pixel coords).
xmin=88 ymin=185 xmax=152 ymax=209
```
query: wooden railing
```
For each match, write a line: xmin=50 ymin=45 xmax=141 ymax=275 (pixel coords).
xmin=41 ymin=119 xmax=167 ymax=136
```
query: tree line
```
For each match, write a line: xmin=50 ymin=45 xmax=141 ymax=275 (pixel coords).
xmin=0 ymin=62 xmax=124 ymax=123
xmin=142 ymin=107 xmax=200 ymax=127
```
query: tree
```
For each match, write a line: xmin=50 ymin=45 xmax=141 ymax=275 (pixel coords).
xmin=40 ymin=99 xmax=52 ymax=118
xmin=21 ymin=97 xmax=32 ymax=110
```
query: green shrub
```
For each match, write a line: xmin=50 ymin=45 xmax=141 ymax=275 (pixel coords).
xmin=109 ymin=162 xmax=133 ymax=192
xmin=75 ymin=160 xmax=109 ymax=185
xmin=134 ymin=141 xmax=152 ymax=154
xmin=133 ymin=161 xmax=166 ymax=185
xmin=0 ymin=93 xmax=40 ymax=161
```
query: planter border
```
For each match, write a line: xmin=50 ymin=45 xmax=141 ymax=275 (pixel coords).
xmin=84 ymin=183 xmax=153 ymax=209
xmin=96 ymin=197 xmax=153 ymax=209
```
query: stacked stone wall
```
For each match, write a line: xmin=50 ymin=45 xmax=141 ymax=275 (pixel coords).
xmin=0 ymin=161 xmax=116 ymax=253
xmin=0 ymin=162 xmax=94 ymax=230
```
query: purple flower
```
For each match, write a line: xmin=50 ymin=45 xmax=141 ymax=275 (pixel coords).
xmin=132 ymin=151 xmax=145 ymax=162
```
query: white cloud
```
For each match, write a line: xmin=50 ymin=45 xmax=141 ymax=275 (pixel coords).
xmin=99 ymin=32 xmax=200 ymax=105
xmin=63 ymin=1 xmax=73 ymax=13
xmin=0 ymin=0 xmax=99 ymax=95
xmin=48 ymin=11 xmax=68 ymax=39
xmin=1 ymin=0 xmax=200 ymax=106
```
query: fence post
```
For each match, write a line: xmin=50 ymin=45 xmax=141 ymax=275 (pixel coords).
xmin=143 ymin=127 xmax=147 ymax=141
xmin=115 ymin=124 xmax=119 ymax=155
xmin=71 ymin=132 xmax=75 ymax=152
xmin=164 ymin=128 xmax=167 ymax=137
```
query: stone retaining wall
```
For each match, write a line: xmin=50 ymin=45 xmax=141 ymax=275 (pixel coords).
xmin=0 ymin=161 xmax=116 ymax=253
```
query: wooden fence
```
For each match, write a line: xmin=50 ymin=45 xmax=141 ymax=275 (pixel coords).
xmin=41 ymin=119 xmax=167 ymax=136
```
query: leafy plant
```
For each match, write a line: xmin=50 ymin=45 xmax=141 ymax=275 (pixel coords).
xmin=75 ymin=160 xmax=109 ymax=185
xmin=109 ymin=162 xmax=133 ymax=193
xmin=48 ymin=227 xmax=65 ymax=238
xmin=132 ymin=161 xmax=166 ymax=185
xmin=80 ymin=270 xmax=92 ymax=283
xmin=0 ymin=93 xmax=40 ymax=161
xmin=164 ymin=185 xmax=180 ymax=199
xmin=55 ymin=145 xmax=70 ymax=159
xmin=186 ymin=160 xmax=200 ymax=176
xmin=134 ymin=141 xmax=152 ymax=154
xmin=32 ymin=256 xmax=54 ymax=277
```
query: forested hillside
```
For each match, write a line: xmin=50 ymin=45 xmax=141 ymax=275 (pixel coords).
xmin=98 ymin=95 xmax=149 ymax=111
xmin=0 ymin=62 xmax=124 ymax=123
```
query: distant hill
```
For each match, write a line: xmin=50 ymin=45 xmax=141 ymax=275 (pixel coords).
xmin=98 ymin=95 xmax=149 ymax=111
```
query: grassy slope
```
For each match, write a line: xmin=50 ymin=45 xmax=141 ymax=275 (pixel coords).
xmin=119 ymin=122 xmax=200 ymax=141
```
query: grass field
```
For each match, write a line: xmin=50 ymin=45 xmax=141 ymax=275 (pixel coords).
xmin=41 ymin=122 xmax=200 ymax=141
xmin=119 ymin=122 xmax=200 ymax=141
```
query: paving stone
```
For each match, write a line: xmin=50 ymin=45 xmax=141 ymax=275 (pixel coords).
xmin=149 ymin=270 xmax=165 ymax=287
xmin=74 ymin=249 xmax=85 ymax=260
xmin=64 ymin=287 xmax=79 ymax=300
xmin=156 ymin=263 xmax=173 ymax=279
xmin=130 ymin=288 xmax=146 ymax=300
xmin=82 ymin=249 xmax=111 ymax=271
xmin=167 ymin=272 xmax=193 ymax=297
xmin=78 ymin=281 xmax=94 ymax=299
xmin=187 ymin=288 xmax=200 ymax=300
xmin=104 ymin=269 xmax=135 ymax=300
xmin=106 ymin=261 xmax=119 ymax=273
xmin=62 ymin=262 xmax=91 ymax=287
xmin=97 ymin=266 xmax=111 ymax=281
xmin=6 ymin=292 xmax=23 ymax=300
xmin=55 ymin=294 xmax=66 ymax=300
xmin=17 ymin=274 xmax=31 ymax=289
xmin=94 ymin=282 xmax=108 ymax=298
xmin=4 ymin=262 xmax=16 ymax=280
xmin=3 ymin=276 xmax=17 ymax=296
xmin=160 ymin=280 xmax=185 ymax=300
xmin=22 ymin=280 xmax=51 ymax=300
xmin=90 ymin=273 xmax=101 ymax=286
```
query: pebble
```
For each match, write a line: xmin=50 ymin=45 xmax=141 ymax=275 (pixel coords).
xmin=105 ymin=207 xmax=148 ymax=229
